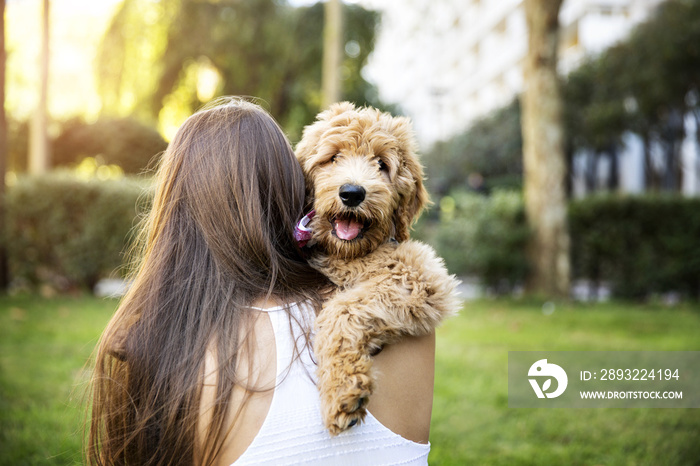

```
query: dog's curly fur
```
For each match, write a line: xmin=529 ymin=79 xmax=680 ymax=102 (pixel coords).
xmin=296 ymin=102 xmax=461 ymax=436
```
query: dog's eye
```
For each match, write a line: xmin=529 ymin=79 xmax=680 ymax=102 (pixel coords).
xmin=377 ymin=159 xmax=388 ymax=172
xmin=330 ymin=155 xmax=338 ymax=164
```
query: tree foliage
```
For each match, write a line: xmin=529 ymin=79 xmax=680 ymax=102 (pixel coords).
xmin=564 ymin=0 xmax=700 ymax=191
xmin=97 ymin=0 xmax=383 ymax=140
xmin=424 ymin=99 xmax=523 ymax=195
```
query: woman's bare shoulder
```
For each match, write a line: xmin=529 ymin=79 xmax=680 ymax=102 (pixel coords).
xmin=367 ymin=332 xmax=436 ymax=444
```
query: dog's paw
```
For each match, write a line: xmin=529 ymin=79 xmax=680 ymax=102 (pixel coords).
xmin=325 ymin=403 xmax=367 ymax=436
xmin=319 ymin=358 xmax=374 ymax=436
xmin=323 ymin=387 xmax=370 ymax=435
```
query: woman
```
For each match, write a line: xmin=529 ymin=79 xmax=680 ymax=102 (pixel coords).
xmin=87 ymin=98 xmax=435 ymax=465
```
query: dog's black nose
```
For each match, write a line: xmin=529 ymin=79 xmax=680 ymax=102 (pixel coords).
xmin=339 ymin=184 xmax=366 ymax=207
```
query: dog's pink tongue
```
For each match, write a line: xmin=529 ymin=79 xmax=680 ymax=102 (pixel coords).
xmin=334 ymin=218 xmax=363 ymax=240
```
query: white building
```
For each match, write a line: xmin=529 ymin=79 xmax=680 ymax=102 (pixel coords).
xmin=362 ymin=0 xmax=664 ymax=145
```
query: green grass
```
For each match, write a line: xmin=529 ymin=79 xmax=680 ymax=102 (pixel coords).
xmin=1 ymin=295 xmax=699 ymax=465
xmin=0 ymin=295 xmax=117 ymax=465
xmin=429 ymin=299 xmax=700 ymax=466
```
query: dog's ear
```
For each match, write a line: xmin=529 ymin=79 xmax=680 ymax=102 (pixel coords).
xmin=295 ymin=124 xmax=320 ymax=209
xmin=387 ymin=116 xmax=430 ymax=242
xmin=394 ymin=163 xmax=429 ymax=242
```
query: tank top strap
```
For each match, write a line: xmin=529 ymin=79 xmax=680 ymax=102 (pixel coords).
xmin=249 ymin=303 xmax=315 ymax=380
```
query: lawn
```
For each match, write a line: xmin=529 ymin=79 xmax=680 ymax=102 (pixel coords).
xmin=0 ymin=295 xmax=117 ymax=465
xmin=430 ymin=299 xmax=700 ymax=466
xmin=1 ymin=295 xmax=699 ymax=465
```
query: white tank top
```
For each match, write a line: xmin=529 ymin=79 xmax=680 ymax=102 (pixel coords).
xmin=233 ymin=302 xmax=431 ymax=466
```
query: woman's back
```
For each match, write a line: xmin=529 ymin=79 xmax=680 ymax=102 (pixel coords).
xmin=87 ymin=100 xmax=332 ymax=465
xmin=198 ymin=300 xmax=434 ymax=465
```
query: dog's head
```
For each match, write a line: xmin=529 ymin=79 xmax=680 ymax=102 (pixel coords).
xmin=295 ymin=102 xmax=429 ymax=259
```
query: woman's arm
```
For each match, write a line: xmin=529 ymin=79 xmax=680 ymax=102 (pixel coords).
xmin=366 ymin=332 xmax=436 ymax=444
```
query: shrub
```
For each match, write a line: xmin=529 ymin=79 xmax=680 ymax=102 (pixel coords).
xmin=434 ymin=190 xmax=529 ymax=292
xmin=569 ymin=194 xmax=700 ymax=299
xmin=425 ymin=191 xmax=700 ymax=299
xmin=52 ymin=117 xmax=167 ymax=174
xmin=5 ymin=172 xmax=152 ymax=291
xmin=8 ymin=118 xmax=29 ymax=173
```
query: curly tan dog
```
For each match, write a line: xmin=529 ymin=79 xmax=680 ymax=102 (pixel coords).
xmin=295 ymin=102 xmax=461 ymax=435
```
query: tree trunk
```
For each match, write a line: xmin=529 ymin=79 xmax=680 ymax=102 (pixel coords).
xmin=607 ymin=143 xmax=619 ymax=191
xmin=29 ymin=0 xmax=50 ymax=174
xmin=321 ymin=0 xmax=342 ymax=109
xmin=521 ymin=0 xmax=570 ymax=298
xmin=694 ymin=109 xmax=700 ymax=195
xmin=0 ymin=0 xmax=8 ymax=291
xmin=642 ymin=132 xmax=658 ymax=191
xmin=584 ymin=151 xmax=596 ymax=193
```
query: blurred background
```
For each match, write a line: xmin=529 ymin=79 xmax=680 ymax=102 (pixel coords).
xmin=1 ymin=0 xmax=699 ymax=464
xmin=2 ymin=0 xmax=699 ymax=299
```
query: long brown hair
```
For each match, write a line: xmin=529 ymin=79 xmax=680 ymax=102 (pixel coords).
xmin=87 ymin=98 xmax=327 ymax=465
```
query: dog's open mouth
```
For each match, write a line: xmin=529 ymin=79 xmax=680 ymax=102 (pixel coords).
xmin=331 ymin=214 xmax=370 ymax=241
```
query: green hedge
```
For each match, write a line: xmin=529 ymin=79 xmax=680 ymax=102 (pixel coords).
xmin=52 ymin=117 xmax=167 ymax=174
xmin=430 ymin=191 xmax=700 ymax=300
xmin=5 ymin=174 xmax=699 ymax=299
xmin=433 ymin=190 xmax=530 ymax=292
xmin=5 ymin=173 xmax=152 ymax=292
xmin=570 ymin=194 xmax=700 ymax=300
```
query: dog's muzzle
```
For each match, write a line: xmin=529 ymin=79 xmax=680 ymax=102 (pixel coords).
xmin=339 ymin=184 xmax=366 ymax=207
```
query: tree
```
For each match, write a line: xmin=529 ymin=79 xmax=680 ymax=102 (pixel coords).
xmin=97 ymin=0 xmax=382 ymax=140
xmin=322 ymin=0 xmax=343 ymax=109
xmin=521 ymin=0 xmax=570 ymax=298
xmin=28 ymin=0 xmax=50 ymax=174
xmin=0 ymin=0 xmax=8 ymax=290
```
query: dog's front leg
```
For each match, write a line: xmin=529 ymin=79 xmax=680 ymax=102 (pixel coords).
xmin=314 ymin=287 xmax=392 ymax=436
xmin=314 ymin=245 xmax=461 ymax=435
xmin=314 ymin=275 xmax=449 ymax=434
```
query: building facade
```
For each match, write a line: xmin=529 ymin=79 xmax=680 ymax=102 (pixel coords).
xmin=364 ymin=0 xmax=664 ymax=144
